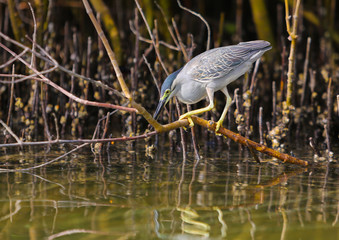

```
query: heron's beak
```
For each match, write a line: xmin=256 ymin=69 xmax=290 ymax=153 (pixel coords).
xmin=153 ymin=97 xmax=167 ymax=120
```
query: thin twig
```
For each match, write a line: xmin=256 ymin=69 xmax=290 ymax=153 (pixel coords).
xmin=134 ymin=0 xmax=169 ymax=75
xmin=28 ymin=3 xmax=36 ymax=68
xmin=0 ymin=131 xmax=157 ymax=148
xmin=129 ymin=20 xmax=179 ymax=51
xmin=143 ymin=54 xmax=160 ymax=94
xmin=177 ymin=0 xmax=211 ymax=50
xmin=82 ymin=0 xmax=131 ymax=99
xmin=0 ymin=49 xmax=28 ymax=68
xmin=301 ymin=37 xmax=311 ymax=106
xmin=154 ymin=1 xmax=180 ymax=49
xmin=52 ymin=113 xmax=60 ymax=140
xmin=259 ymin=106 xmax=263 ymax=145
xmin=0 ymin=42 xmax=136 ymax=113
xmin=272 ymin=81 xmax=277 ymax=127
xmin=0 ymin=119 xmax=22 ymax=145
xmin=285 ymin=0 xmax=301 ymax=107
xmin=0 ymin=32 xmax=123 ymax=97
xmin=171 ymin=18 xmax=188 ymax=62
xmin=6 ymin=65 xmax=15 ymax=127
xmin=325 ymin=77 xmax=332 ymax=154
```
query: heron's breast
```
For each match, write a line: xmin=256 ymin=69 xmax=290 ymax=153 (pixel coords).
xmin=176 ymin=81 xmax=207 ymax=104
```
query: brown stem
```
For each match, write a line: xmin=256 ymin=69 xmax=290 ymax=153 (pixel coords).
xmin=82 ymin=0 xmax=131 ymax=99
xmin=285 ymin=0 xmax=301 ymax=107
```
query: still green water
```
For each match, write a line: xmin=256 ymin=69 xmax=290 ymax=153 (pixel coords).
xmin=0 ymin=143 xmax=338 ymax=240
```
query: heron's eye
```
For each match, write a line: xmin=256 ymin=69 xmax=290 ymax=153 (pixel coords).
xmin=164 ymin=89 xmax=170 ymax=96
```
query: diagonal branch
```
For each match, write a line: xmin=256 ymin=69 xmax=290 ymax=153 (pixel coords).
xmin=82 ymin=0 xmax=131 ymax=99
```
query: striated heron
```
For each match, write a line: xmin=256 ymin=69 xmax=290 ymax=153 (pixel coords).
xmin=153 ymin=40 xmax=272 ymax=132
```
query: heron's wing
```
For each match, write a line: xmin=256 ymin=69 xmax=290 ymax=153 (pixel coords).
xmin=187 ymin=41 xmax=268 ymax=83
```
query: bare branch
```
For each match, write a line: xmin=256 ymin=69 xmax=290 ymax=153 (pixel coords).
xmin=0 ymin=119 xmax=22 ymax=145
xmin=134 ymin=0 xmax=169 ymax=75
xmin=0 ymin=42 xmax=137 ymax=113
xmin=177 ymin=0 xmax=211 ymax=50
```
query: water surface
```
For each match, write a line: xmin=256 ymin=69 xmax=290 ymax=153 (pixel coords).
xmin=0 ymin=143 xmax=338 ymax=239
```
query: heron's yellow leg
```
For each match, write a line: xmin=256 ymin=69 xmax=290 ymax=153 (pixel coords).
xmin=179 ymin=88 xmax=215 ymax=128
xmin=216 ymin=87 xmax=232 ymax=133
xmin=179 ymin=104 xmax=215 ymax=126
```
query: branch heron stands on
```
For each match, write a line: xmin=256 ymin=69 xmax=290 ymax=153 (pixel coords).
xmin=153 ymin=40 xmax=272 ymax=132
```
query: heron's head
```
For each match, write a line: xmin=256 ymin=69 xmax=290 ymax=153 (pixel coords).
xmin=153 ymin=68 xmax=182 ymax=120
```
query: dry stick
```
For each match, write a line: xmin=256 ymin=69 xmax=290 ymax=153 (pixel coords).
xmin=259 ymin=107 xmax=264 ymax=145
xmin=0 ymin=32 xmax=122 ymax=97
xmin=325 ymin=77 xmax=332 ymax=154
xmin=296 ymin=37 xmax=312 ymax=136
xmin=131 ymin=8 xmax=139 ymax=134
xmin=279 ymin=45 xmax=286 ymax=106
xmin=0 ymin=42 xmax=135 ymax=113
xmin=300 ymin=37 xmax=311 ymax=105
xmin=0 ymin=131 xmax=157 ymax=148
xmin=28 ymin=3 xmax=36 ymax=68
xmin=272 ymin=81 xmax=277 ymax=127
xmin=28 ymin=3 xmax=44 ymax=140
xmin=143 ymin=54 xmax=160 ymax=94
xmin=0 ymin=119 xmax=22 ymax=146
xmin=154 ymin=1 xmax=180 ymax=49
xmin=137 ymin=44 xmax=153 ymax=67
xmin=6 ymin=65 xmax=15 ymax=126
xmin=246 ymin=59 xmax=261 ymax=137
xmin=177 ymin=0 xmax=211 ymax=51
xmin=191 ymin=116 xmax=308 ymax=166
xmin=129 ymin=21 xmax=179 ymax=51
xmin=235 ymin=0 xmax=243 ymax=42
xmin=142 ymin=55 xmax=170 ymax=119
xmin=285 ymin=0 xmax=301 ymax=107
xmin=171 ymin=18 xmax=188 ymax=62
xmin=133 ymin=8 xmax=139 ymax=94
xmin=216 ymin=12 xmax=225 ymax=48
xmin=102 ymin=112 xmax=110 ymax=139
xmin=81 ymin=0 xmax=163 ymax=130
xmin=0 ymin=49 xmax=28 ymax=68
xmin=134 ymin=0 xmax=169 ymax=76
xmin=85 ymin=36 xmax=92 ymax=100
xmin=78 ymin=1 xmax=131 ymax=99
xmin=154 ymin=20 xmax=159 ymax=55
xmin=52 ymin=113 xmax=60 ymax=140
xmin=0 ymin=66 xmax=58 ymax=84
xmin=337 ymin=95 xmax=339 ymax=117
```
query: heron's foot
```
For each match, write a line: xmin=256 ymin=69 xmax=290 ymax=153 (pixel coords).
xmin=215 ymin=120 xmax=223 ymax=134
xmin=179 ymin=115 xmax=194 ymax=129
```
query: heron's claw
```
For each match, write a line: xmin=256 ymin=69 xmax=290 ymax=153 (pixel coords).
xmin=215 ymin=120 xmax=223 ymax=134
xmin=179 ymin=115 xmax=194 ymax=129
